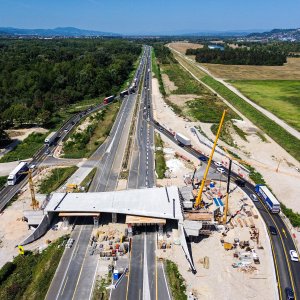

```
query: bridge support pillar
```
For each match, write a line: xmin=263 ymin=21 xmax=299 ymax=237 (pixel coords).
xmin=112 ymin=213 xmax=117 ymax=223
xmin=158 ymin=224 xmax=164 ymax=236
xmin=62 ymin=217 xmax=69 ymax=227
xmin=93 ymin=216 xmax=99 ymax=227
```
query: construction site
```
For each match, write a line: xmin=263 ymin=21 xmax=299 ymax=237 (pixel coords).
xmin=0 ymin=110 xmax=271 ymax=299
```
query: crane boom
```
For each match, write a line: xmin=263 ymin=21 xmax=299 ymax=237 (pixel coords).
xmin=195 ymin=110 xmax=227 ymax=208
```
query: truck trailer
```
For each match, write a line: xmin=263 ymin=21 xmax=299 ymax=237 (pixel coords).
xmin=120 ymin=90 xmax=129 ymax=98
xmin=7 ymin=162 xmax=29 ymax=186
xmin=175 ymin=132 xmax=191 ymax=146
xmin=255 ymin=185 xmax=280 ymax=213
xmin=44 ymin=131 xmax=57 ymax=146
xmin=103 ymin=95 xmax=115 ymax=104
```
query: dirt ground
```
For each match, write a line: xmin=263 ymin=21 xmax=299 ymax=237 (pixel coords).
xmin=152 ymin=76 xmax=300 ymax=214
xmin=161 ymin=73 xmax=178 ymax=94
xmin=0 ymin=166 xmax=69 ymax=268
xmin=170 ymin=42 xmax=203 ymax=54
xmin=157 ymin=183 xmax=276 ymax=300
xmin=5 ymin=127 xmax=48 ymax=141
xmin=201 ymin=58 xmax=300 ymax=80
xmin=156 ymin=139 xmax=197 ymax=187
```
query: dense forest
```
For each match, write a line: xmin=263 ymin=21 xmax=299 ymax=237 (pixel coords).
xmin=0 ymin=39 xmax=141 ymax=136
xmin=186 ymin=44 xmax=287 ymax=65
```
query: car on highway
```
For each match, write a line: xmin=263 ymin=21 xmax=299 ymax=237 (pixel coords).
xmin=29 ymin=164 xmax=36 ymax=170
xmin=285 ymin=287 xmax=295 ymax=300
xmin=269 ymin=225 xmax=277 ymax=235
xmin=235 ymin=179 xmax=246 ymax=187
xmin=217 ymin=167 xmax=225 ymax=174
xmin=250 ymin=194 xmax=258 ymax=202
xmin=214 ymin=161 xmax=223 ymax=167
xmin=289 ymin=250 xmax=299 ymax=261
xmin=199 ymin=156 xmax=207 ymax=162
xmin=45 ymin=149 xmax=50 ymax=155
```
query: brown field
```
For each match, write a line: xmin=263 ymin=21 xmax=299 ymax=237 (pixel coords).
xmin=169 ymin=42 xmax=203 ymax=54
xmin=169 ymin=42 xmax=300 ymax=80
xmin=201 ymin=58 xmax=300 ymax=80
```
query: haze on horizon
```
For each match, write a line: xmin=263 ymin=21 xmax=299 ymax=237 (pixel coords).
xmin=0 ymin=0 xmax=299 ymax=35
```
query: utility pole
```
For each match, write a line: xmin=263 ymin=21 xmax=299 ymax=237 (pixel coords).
xmin=223 ymin=159 xmax=232 ymax=224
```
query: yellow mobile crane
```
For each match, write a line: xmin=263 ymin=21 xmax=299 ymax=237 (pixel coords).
xmin=21 ymin=168 xmax=39 ymax=210
xmin=194 ymin=110 xmax=227 ymax=209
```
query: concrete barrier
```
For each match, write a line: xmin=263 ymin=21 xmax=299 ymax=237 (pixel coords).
xmin=20 ymin=214 xmax=50 ymax=246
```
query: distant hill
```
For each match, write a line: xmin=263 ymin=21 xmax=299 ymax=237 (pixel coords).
xmin=247 ymin=28 xmax=300 ymax=41
xmin=0 ymin=27 xmax=120 ymax=37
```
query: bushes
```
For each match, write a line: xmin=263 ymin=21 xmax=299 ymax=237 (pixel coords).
xmin=0 ymin=237 xmax=66 ymax=300
xmin=38 ymin=166 xmax=78 ymax=194
xmin=165 ymin=260 xmax=187 ymax=300
xmin=0 ymin=132 xmax=47 ymax=162
xmin=281 ymin=204 xmax=300 ymax=227
xmin=0 ymin=262 xmax=16 ymax=284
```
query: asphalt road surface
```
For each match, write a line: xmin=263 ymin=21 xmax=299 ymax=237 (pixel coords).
xmin=0 ymin=102 xmax=105 ymax=211
xmin=46 ymin=47 xmax=148 ymax=300
xmin=153 ymin=120 xmax=300 ymax=300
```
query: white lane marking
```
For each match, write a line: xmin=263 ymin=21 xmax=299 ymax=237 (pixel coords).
xmin=55 ymin=225 xmax=85 ymax=300
xmin=143 ymin=233 xmax=151 ymax=300
xmin=88 ymin=257 xmax=100 ymax=300
xmin=161 ymin=261 xmax=172 ymax=300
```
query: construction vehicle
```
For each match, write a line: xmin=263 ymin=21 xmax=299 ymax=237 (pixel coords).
xmin=21 ymin=169 xmax=39 ymax=210
xmin=66 ymin=183 xmax=79 ymax=193
xmin=194 ymin=110 xmax=227 ymax=209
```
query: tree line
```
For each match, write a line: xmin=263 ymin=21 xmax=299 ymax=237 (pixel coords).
xmin=0 ymin=38 xmax=141 ymax=145
xmin=186 ymin=44 xmax=287 ymax=66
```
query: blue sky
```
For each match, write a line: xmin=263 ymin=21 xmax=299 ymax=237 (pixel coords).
xmin=0 ymin=0 xmax=299 ymax=34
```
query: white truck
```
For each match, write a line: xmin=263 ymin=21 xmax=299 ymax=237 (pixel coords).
xmin=255 ymin=185 xmax=280 ymax=213
xmin=7 ymin=162 xmax=29 ymax=185
xmin=44 ymin=132 xmax=57 ymax=146
xmin=175 ymin=132 xmax=191 ymax=146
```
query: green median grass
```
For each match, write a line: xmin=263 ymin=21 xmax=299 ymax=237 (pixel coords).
xmin=0 ymin=132 xmax=47 ymax=163
xmin=201 ymin=76 xmax=300 ymax=162
xmin=155 ymin=133 xmax=167 ymax=179
xmin=0 ymin=236 xmax=67 ymax=300
xmin=0 ymin=176 xmax=7 ymax=189
xmin=165 ymin=260 xmax=187 ymax=300
xmin=80 ymin=167 xmax=97 ymax=192
xmin=38 ymin=166 xmax=78 ymax=194
xmin=228 ymin=80 xmax=300 ymax=132
xmin=63 ymin=102 xmax=120 ymax=158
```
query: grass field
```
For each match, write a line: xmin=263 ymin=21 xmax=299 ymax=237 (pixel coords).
xmin=201 ymin=76 xmax=300 ymax=161
xmin=162 ymin=63 xmax=205 ymax=95
xmin=38 ymin=166 xmax=78 ymax=194
xmin=228 ymin=80 xmax=300 ymax=131
xmin=0 ymin=236 xmax=66 ymax=300
xmin=0 ymin=132 xmax=47 ymax=163
xmin=63 ymin=102 xmax=120 ymax=158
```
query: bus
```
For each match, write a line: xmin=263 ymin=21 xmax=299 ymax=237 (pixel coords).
xmin=7 ymin=162 xmax=29 ymax=186
xmin=255 ymin=185 xmax=280 ymax=213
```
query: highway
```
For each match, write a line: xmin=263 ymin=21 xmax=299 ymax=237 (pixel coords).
xmin=0 ymin=102 xmax=106 ymax=211
xmin=112 ymin=46 xmax=171 ymax=300
xmin=128 ymin=45 xmax=155 ymax=189
xmin=46 ymin=47 xmax=149 ymax=300
xmin=152 ymin=120 xmax=300 ymax=300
